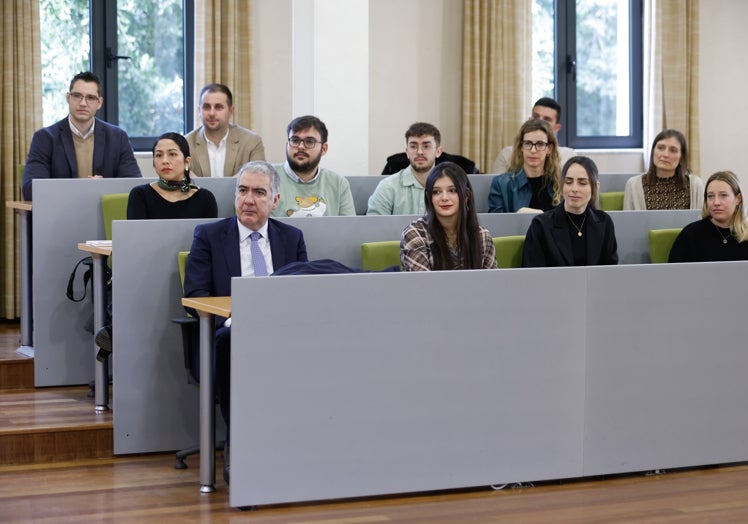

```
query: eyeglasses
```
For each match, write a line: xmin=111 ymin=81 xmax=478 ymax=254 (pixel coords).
xmin=407 ymin=142 xmax=435 ymax=153
xmin=521 ymin=140 xmax=549 ymax=151
xmin=69 ymin=92 xmax=100 ymax=104
xmin=288 ymin=136 xmax=323 ymax=149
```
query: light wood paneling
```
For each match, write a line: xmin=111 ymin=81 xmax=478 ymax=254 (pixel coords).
xmin=2 ymin=455 xmax=748 ymax=523
xmin=0 ymin=321 xmax=34 ymax=389
xmin=0 ymin=386 xmax=112 ymax=464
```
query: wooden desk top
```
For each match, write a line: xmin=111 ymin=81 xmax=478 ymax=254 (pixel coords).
xmin=182 ymin=296 xmax=232 ymax=317
xmin=6 ymin=200 xmax=32 ymax=211
xmin=77 ymin=242 xmax=113 ymax=257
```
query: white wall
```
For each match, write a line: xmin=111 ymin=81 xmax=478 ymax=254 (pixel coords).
xmin=252 ymin=0 xmax=462 ymax=175
xmin=368 ymin=0 xmax=464 ymax=174
xmin=699 ymin=0 xmax=748 ymax=186
xmin=246 ymin=0 xmax=738 ymax=178
xmin=251 ymin=0 xmax=293 ymax=165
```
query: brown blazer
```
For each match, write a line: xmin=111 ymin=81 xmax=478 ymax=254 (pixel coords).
xmin=184 ymin=123 xmax=265 ymax=177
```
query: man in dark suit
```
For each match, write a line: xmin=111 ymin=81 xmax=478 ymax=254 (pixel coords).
xmin=22 ymin=71 xmax=142 ymax=200
xmin=184 ymin=160 xmax=308 ymax=482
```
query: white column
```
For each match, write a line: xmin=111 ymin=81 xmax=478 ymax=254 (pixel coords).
xmin=291 ymin=0 xmax=369 ymax=176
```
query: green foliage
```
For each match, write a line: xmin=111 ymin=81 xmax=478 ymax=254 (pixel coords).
xmin=40 ymin=0 xmax=89 ymax=125
xmin=117 ymin=0 xmax=185 ymax=136
xmin=532 ymin=0 xmax=630 ymax=136
xmin=532 ymin=0 xmax=555 ymax=102
xmin=575 ymin=0 xmax=621 ymax=136
xmin=40 ymin=0 xmax=185 ymax=136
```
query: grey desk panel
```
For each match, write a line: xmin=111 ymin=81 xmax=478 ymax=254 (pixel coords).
xmin=228 ymin=261 xmax=748 ymax=506
xmin=32 ymin=178 xmax=246 ymax=387
xmin=30 ymin=172 xmax=699 ymax=390
xmin=469 ymin=174 xmax=494 ymax=213
xmin=346 ymin=174 xmax=495 ymax=216
xmin=346 ymin=175 xmax=382 ymax=215
xmin=230 ymin=270 xmax=586 ymax=506
xmin=33 ymin=178 xmax=152 ymax=386
xmin=583 ymin=262 xmax=748 ymax=475
xmin=599 ymin=172 xmax=637 ymax=192
xmin=111 ymin=218 xmax=225 ymax=453
xmin=287 ymin=215 xmax=413 ymax=266
xmin=604 ymin=210 xmax=699 ymax=264
xmin=107 ymin=215 xmax=533 ymax=453
xmin=482 ymin=210 xmax=699 ymax=266
xmin=189 ymin=177 xmax=238 ymax=217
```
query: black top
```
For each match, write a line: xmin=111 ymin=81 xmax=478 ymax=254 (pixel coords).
xmin=126 ymin=184 xmax=218 ymax=220
xmin=668 ymin=217 xmax=748 ymax=262
xmin=564 ymin=211 xmax=588 ymax=265
xmin=522 ymin=203 xmax=618 ymax=267
xmin=528 ymin=176 xmax=554 ymax=211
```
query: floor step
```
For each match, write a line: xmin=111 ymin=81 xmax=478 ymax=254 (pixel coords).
xmin=0 ymin=324 xmax=34 ymax=390
xmin=0 ymin=354 xmax=34 ymax=390
xmin=0 ymin=386 xmax=113 ymax=465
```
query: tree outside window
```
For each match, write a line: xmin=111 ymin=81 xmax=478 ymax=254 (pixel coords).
xmin=40 ymin=0 xmax=192 ymax=149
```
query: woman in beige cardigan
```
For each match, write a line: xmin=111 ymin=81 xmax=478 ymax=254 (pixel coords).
xmin=623 ymin=129 xmax=703 ymax=210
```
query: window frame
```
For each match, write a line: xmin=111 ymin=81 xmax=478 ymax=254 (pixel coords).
xmin=89 ymin=0 xmax=194 ymax=151
xmin=553 ymin=0 xmax=643 ymax=149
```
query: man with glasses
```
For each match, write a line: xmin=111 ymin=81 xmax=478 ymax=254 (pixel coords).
xmin=22 ymin=71 xmax=141 ymax=200
xmin=490 ymin=97 xmax=576 ymax=175
xmin=272 ymin=115 xmax=355 ymax=217
xmin=367 ymin=122 xmax=443 ymax=216
xmin=185 ymin=83 xmax=265 ymax=178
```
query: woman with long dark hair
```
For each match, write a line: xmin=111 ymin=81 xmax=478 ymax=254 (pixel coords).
xmin=400 ymin=162 xmax=496 ymax=271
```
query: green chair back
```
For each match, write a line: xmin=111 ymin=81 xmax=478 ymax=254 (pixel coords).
xmin=493 ymin=235 xmax=525 ymax=268
xmin=648 ymin=228 xmax=682 ymax=263
xmin=178 ymin=251 xmax=190 ymax=290
xmin=361 ymin=240 xmax=401 ymax=271
xmin=598 ymin=191 xmax=624 ymax=211
xmin=101 ymin=193 xmax=129 ymax=240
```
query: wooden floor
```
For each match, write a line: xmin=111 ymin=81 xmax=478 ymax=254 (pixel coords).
xmin=3 ymin=319 xmax=748 ymax=523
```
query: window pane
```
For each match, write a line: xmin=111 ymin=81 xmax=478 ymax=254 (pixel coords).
xmin=532 ymin=0 xmax=555 ymax=103
xmin=575 ymin=0 xmax=630 ymax=137
xmin=117 ymin=0 xmax=185 ymax=137
xmin=40 ymin=0 xmax=90 ymax=126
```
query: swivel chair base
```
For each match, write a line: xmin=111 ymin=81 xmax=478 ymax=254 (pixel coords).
xmin=174 ymin=439 xmax=225 ymax=470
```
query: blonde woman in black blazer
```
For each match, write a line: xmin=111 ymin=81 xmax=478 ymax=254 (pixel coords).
xmin=522 ymin=156 xmax=618 ymax=267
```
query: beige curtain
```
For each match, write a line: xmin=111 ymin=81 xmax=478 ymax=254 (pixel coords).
xmin=643 ymin=0 xmax=700 ymax=172
xmin=461 ymin=0 xmax=532 ymax=174
xmin=194 ymin=0 xmax=254 ymax=128
xmin=0 ymin=1 xmax=41 ymax=319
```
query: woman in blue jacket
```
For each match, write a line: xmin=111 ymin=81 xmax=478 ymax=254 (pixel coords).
xmin=488 ymin=119 xmax=561 ymax=213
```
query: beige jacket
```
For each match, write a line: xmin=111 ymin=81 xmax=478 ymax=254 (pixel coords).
xmin=185 ymin=123 xmax=265 ymax=177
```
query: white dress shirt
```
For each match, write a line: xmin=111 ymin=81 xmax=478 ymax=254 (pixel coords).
xmin=206 ymin=130 xmax=229 ymax=177
xmin=236 ymin=218 xmax=274 ymax=276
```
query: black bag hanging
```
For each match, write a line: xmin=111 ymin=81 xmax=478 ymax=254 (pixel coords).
xmin=66 ymin=256 xmax=113 ymax=333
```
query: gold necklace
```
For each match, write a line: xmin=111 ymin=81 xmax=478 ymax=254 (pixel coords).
xmin=565 ymin=211 xmax=586 ymax=237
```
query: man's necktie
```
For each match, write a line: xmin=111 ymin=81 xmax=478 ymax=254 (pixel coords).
xmin=249 ymin=231 xmax=268 ymax=276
